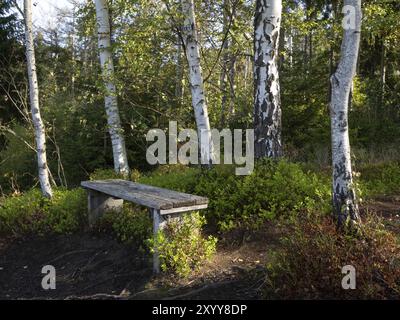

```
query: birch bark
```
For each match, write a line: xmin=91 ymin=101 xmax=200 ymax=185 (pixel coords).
xmin=180 ymin=0 xmax=214 ymax=164
xmin=330 ymin=0 xmax=362 ymax=227
xmin=94 ymin=0 xmax=130 ymax=175
xmin=24 ymin=0 xmax=53 ymax=198
xmin=254 ymin=0 xmax=283 ymax=158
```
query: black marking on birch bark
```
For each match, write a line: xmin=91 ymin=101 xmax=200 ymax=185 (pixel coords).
xmin=253 ymin=0 xmax=282 ymax=159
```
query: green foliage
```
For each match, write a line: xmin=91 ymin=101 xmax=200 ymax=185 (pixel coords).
xmin=0 ymin=124 xmax=36 ymax=192
xmin=137 ymin=161 xmax=330 ymax=232
xmin=195 ymin=160 xmax=331 ymax=231
xmin=45 ymin=188 xmax=87 ymax=233
xmin=358 ymin=162 xmax=400 ymax=197
xmin=139 ymin=164 xmax=200 ymax=193
xmin=265 ymin=214 xmax=400 ymax=299
xmin=88 ymin=167 xmax=141 ymax=182
xmin=95 ymin=203 xmax=151 ymax=246
xmin=1 ymin=0 xmax=399 ymax=194
xmin=0 ymin=189 xmax=45 ymax=235
xmin=0 ymin=188 xmax=86 ymax=236
xmin=147 ymin=211 xmax=217 ymax=277
xmin=137 ymin=161 xmax=331 ymax=232
xmin=89 ymin=168 xmax=127 ymax=181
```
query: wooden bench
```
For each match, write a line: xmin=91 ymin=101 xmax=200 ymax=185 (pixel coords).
xmin=81 ymin=179 xmax=208 ymax=273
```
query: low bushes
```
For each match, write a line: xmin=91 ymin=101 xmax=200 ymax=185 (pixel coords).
xmin=89 ymin=167 xmax=141 ymax=182
xmin=147 ymin=212 xmax=217 ymax=277
xmin=139 ymin=164 xmax=200 ymax=193
xmin=96 ymin=204 xmax=152 ymax=247
xmin=0 ymin=188 xmax=86 ymax=236
xmin=195 ymin=159 xmax=331 ymax=231
xmin=95 ymin=206 xmax=216 ymax=277
xmin=138 ymin=160 xmax=331 ymax=232
xmin=1 ymin=161 xmax=398 ymax=279
xmin=264 ymin=214 xmax=400 ymax=299
xmin=358 ymin=162 xmax=400 ymax=197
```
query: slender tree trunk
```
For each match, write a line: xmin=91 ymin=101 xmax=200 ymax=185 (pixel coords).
xmin=227 ymin=55 xmax=236 ymax=117
xmin=308 ymin=3 xmax=315 ymax=68
xmin=330 ymin=0 xmax=362 ymax=228
xmin=380 ymin=39 xmax=386 ymax=107
xmin=254 ymin=0 xmax=283 ymax=158
xmin=180 ymin=0 xmax=214 ymax=164
xmin=23 ymin=0 xmax=52 ymax=198
xmin=219 ymin=0 xmax=230 ymax=127
xmin=94 ymin=0 xmax=130 ymax=175
xmin=309 ymin=31 xmax=313 ymax=68
xmin=71 ymin=6 xmax=76 ymax=101
xmin=220 ymin=56 xmax=229 ymax=126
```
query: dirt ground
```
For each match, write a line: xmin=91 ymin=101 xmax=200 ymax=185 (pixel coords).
xmin=0 ymin=198 xmax=399 ymax=300
xmin=0 ymin=224 xmax=279 ymax=300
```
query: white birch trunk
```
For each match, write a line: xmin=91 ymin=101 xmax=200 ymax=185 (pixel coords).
xmin=24 ymin=0 xmax=53 ymax=198
xmin=94 ymin=0 xmax=130 ymax=175
xmin=180 ymin=0 xmax=214 ymax=165
xmin=254 ymin=0 xmax=283 ymax=158
xmin=330 ymin=0 xmax=362 ymax=227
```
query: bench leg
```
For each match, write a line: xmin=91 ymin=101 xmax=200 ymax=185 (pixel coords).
xmin=88 ymin=190 xmax=123 ymax=227
xmin=152 ymin=208 xmax=167 ymax=274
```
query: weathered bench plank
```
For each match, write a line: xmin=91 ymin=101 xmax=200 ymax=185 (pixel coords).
xmin=82 ymin=180 xmax=174 ymax=209
xmin=110 ymin=179 xmax=208 ymax=206
xmin=80 ymin=179 xmax=209 ymax=274
xmin=81 ymin=180 xmax=208 ymax=210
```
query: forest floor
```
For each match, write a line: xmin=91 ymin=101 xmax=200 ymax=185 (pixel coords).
xmin=0 ymin=197 xmax=399 ymax=300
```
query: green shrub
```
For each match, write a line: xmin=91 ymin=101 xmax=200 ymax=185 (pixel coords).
xmin=0 ymin=189 xmax=47 ymax=236
xmin=137 ymin=161 xmax=331 ymax=232
xmin=45 ymin=188 xmax=87 ymax=234
xmin=195 ymin=159 xmax=331 ymax=231
xmin=0 ymin=188 xmax=86 ymax=236
xmin=89 ymin=168 xmax=127 ymax=181
xmin=0 ymin=124 xmax=36 ymax=193
xmin=147 ymin=212 xmax=217 ymax=277
xmin=139 ymin=164 xmax=200 ymax=193
xmin=264 ymin=215 xmax=400 ymax=299
xmin=359 ymin=162 xmax=400 ymax=197
xmin=89 ymin=168 xmax=142 ymax=182
xmin=96 ymin=204 xmax=152 ymax=246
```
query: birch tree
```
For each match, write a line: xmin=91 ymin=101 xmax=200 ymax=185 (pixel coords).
xmin=94 ymin=0 xmax=130 ymax=175
xmin=253 ymin=0 xmax=283 ymax=159
xmin=180 ymin=0 xmax=214 ymax=164
xmin=23 ymin=0 xmax=52 ymax=198
xmin=330 ymin=0 xmax=362 ymax=228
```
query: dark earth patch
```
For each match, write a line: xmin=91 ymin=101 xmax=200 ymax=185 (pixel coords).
xmin=0 ymin=233 xmax=152 ymax=299
xmin=0 ymin=231 xmax=266 ymax=300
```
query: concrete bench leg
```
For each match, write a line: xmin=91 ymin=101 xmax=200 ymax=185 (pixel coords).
xmin=87 ymin=190 xmax=123 ymax=227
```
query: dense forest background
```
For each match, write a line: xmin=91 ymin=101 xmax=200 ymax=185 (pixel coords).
xmin=0 ymin=0 xmax=399 ymax=192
